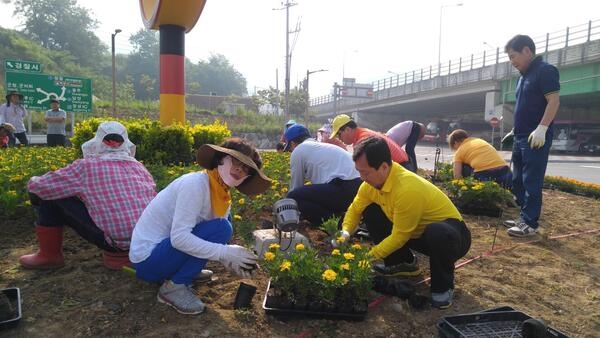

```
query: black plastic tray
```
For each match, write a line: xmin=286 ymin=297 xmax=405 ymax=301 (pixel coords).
xmin=0 ymin=288 xmax=22 ymax=330
xmin=262 ymin=281 xmax=367 ymax=321
xmin=437 ymin=308 xmax=570 ymax=338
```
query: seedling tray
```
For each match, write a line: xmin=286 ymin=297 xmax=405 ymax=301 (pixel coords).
xmin=0 ymin=288 xmax=22 ymax=330
xmin=262 ymin=280 xmax=367 ymax=321
xmin=437 ymin=309 xmax=569 ymax=338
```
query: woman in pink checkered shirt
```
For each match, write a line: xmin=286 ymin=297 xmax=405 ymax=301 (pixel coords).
xmin=20 ymin=121 xmax=157 ymax=271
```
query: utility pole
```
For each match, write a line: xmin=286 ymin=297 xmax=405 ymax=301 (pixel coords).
xmin=274 ymin=0 xmax=297 ymax=119
xmin=111 ymin=29 xmax=122 ymax=115
xmin=304 ymin=69 xmax=328 ymax=123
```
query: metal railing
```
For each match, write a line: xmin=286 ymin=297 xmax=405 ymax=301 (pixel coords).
xmin=311 ymin=19 xmax=600 ymax=107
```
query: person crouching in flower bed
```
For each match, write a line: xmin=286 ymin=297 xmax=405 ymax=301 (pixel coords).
xmin=448 ymin=129 xmax=512 ymax=189
xmin=129 ymin=137 xmax=272 ymax=315
xmin=21 ymin=121 xmax=157 ymax=270
xmin=334 ymin=136 xmax=471 ymax=309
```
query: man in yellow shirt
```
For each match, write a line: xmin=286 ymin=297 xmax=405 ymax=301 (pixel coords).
xmin=338 ymin=136 xmax=471 ymax=308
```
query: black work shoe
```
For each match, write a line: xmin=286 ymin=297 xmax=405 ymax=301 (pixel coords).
xmin=373 ymin=260 xmax=420 ymax=277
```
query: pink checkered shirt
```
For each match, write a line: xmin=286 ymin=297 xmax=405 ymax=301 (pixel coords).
xmin=28 ymin=158 xmax=156 ymax=250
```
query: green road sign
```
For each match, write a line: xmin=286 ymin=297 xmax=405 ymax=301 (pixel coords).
xmin=5 ymin=72 xmax=92 ymax=113
xmin=4 ymin=59 xmax=42 ymax=73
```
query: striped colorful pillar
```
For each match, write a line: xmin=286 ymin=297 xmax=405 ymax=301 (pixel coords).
xmin=159 ymin=24 xmax=185 ymax=126
xmin=139 ymin=0 xmax=207 ymax=126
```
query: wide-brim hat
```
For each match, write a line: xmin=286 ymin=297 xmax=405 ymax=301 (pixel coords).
xmin=0 ymin=122 xmax=16 ymax=133
xmin=5 ymin=90 xmax=23 ymax=102
xmin=331 ymin=114 xmax=353 ymax=138
xmin=196 ymin=144 xmax=271 ymax=196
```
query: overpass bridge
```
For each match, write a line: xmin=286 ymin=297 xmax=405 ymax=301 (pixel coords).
xmin=310 ymin=20 xmax=600 ymax=135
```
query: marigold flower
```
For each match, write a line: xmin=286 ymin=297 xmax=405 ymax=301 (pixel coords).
xmin=340 ymin=263 xmax=350 ymax=270
xmin=264 ymin=252 xmax=275 ymax=261
xmin=351 ymin=243 xmax=362 ymax=250
xmin=322 ymin=269 xmax=337 ymax=281
xmin=343 ymin=253 xmax=355 ymax=260
xmin=269 ymin=243 xmax=281 ymax=251
xmin=336 ymin=235 xmax=347 ymax=243
xmin=233 ymin=214 xmax=242 ymax=220
xmin=295 ymin=243 xmax=305 ymax=251
xmin=358 ymin=260 xmax=370 ymax=269
xmin=280 ymin=260 xmax=291 ymax=271
xmin=331 ymin=249 xmax=341 ymax=256
xmin=238 ymin=198 xmax=245 ymax=205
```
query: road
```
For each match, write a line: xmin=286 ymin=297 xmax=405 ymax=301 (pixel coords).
xmin=416 ymin=144 xmax=600 ymax=185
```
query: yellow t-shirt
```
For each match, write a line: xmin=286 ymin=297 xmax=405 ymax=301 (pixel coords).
xmin=453 ymin=137 xmax=507 ymax=172
xmin=342 ymin=163 xmax=462 ymax=260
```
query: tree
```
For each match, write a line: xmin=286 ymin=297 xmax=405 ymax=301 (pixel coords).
xmin=187 ymin=54 xmax=248 ymax=96
xmin=126 ymin=29 xmax=159 ymax=100
xmin=12 ymin=0 xmax=106 ymax=68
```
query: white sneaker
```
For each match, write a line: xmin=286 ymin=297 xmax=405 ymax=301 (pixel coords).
xmin=507 ymin=222 xmax=538 ymax=237
xmin=157 ymin=280 xmax=205 ymax=315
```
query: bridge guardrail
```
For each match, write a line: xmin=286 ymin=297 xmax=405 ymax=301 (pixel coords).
xmin=311 ymin=19 xmax=600 ymax=108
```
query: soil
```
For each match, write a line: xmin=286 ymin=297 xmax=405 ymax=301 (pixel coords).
xmin=1 ymin=188 xmax=599 ymax=337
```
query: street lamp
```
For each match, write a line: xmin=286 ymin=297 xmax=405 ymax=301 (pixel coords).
xmin=304 ymin=69 xmax=328 ymax=122
xmin=111 ymin=28 xmax=122 ymax=115
xmin=437 ymin=3 xmax=463 ymax=75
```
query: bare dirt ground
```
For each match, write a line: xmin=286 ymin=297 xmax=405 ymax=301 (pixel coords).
xmin=1 ymin=188 xmax=599 ymax=337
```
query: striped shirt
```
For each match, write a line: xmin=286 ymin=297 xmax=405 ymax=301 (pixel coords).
xmin=28 ymin=158 xmax=156 ymax=250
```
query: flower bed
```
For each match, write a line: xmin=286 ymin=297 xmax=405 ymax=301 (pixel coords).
xmin=261 ymin=242 xmax=372 ymax=320
xmin=443 ymin=177 xmax=513 ymax=218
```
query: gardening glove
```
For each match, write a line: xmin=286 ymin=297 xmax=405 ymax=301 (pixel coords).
xmin=501 ymin=129 xmax=514 ymax=145
xmin=331 ymin=230 xmax=350 ymax=248
xmin=528 ymin=125 xmax=548 ymax=149
xmin=218 ymin=244 xmax=258 ymax=278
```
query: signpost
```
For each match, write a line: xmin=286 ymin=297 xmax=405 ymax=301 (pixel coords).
xmin=489 ymin=117 xmax=499 ymax=148
xmin=4 ymin=59 xmax=42 ymax=73
xmin=5 ymin=72 xmax=92 ymax=113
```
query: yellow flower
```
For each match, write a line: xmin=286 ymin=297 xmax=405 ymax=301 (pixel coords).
xmin=331 ymin=249 xmax=341 ymax=256
xmin=358 ymin=260 xmax=370 ymax=269
xmin=238 ymin=198 xmax=245 ymax=205
xmin=295 ymin=243 xmax=305 ymax=251
xmin=281 ymin=187 xmax=288 ymax=193
xmin=343 ymin=253 xmax=355 ymax=260
xmin=342 ymin=277 xmax=349 ymax=285
xmin=269 ymin=243 xmax=281 ymax=251
xmin=233 ymin=214 xmax=242 ymax=220
xmin=336 ymin=235 xmax=347 ymax=244
xmin=460 ymin=186 xmax=468 ymax=191
xmin=264 ymin=252 xmax=275 ymax=261
xmin=280 ymin=260 xmax=291 ymax=271
xmin=340 ymin=263 xmax=350 ymax=270
xmin=351 ymin=243 xmax=362 ymax=250
xmin=322 ymin=269 xmax=337 ymax=282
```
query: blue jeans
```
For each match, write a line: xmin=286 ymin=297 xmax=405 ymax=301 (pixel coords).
xmin=511 ymin=131 xmax=553 ymax=228
xmin=134 ymin=218 xmax=233 ymax=285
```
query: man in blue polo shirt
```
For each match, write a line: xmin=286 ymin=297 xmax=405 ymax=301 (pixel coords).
xmin=502 ymin=34 xmax=560 ymax=237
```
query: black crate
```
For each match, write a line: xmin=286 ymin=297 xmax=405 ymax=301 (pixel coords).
xmin=0 ymin=288 xmax=22 ymax=330
xmin=437 ymin=309 xmax=570 ymax=338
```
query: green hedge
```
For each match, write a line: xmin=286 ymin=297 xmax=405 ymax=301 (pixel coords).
xmin=70 ymin=118 xmax=231 ymax=165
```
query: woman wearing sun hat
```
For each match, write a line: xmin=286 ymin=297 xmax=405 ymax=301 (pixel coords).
xmin=0 ymin=90 xmax=29 ymax=146
xmin=129 ymin=137 xmax=271 ymax=315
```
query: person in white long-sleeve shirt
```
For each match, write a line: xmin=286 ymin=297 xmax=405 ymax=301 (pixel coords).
xmin=130 ymin=137 xmax=271 ymax=315
xmin=284 ymin=124 xmax=362 ymax=226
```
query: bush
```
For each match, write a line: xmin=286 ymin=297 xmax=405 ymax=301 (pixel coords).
xmin=70 ymin=118 xmax=230 ymax=165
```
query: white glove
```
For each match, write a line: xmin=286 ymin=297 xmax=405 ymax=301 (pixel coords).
xmin=218 ymin=244 xmax=258 ymax=278
xmin=331 ymin=230 xmax=350 ymax=248
xmin=501 ymin=129 xmax=514 ymax=144
xmin=528 ymin=125 xmax=548 ymax=149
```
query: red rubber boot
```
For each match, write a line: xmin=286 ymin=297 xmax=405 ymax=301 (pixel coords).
xmin=19 ymin=226 xmax=65 ymax=269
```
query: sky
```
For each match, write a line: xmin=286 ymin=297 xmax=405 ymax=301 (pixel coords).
xmin=1 ymin=0 xmax=599 ymax=99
